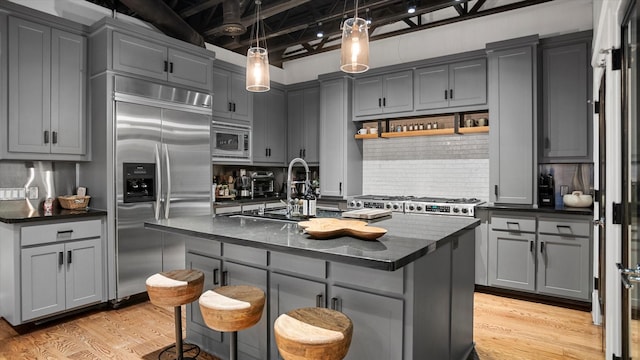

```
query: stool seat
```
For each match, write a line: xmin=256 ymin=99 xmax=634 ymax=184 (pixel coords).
xmin=274 ymin=307 xmax=353 ymax=360
xmin=199 ymin=285 xmax=265 ymax=333
xmin=146 ymin=269 xmax=204 ymax=307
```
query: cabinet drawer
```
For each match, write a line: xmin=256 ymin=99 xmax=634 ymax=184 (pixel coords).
xmin=21 ymin=219 xmax=101 ymax=246
xmin=223 ymin=243 xmax=267 ymax=266
xmin=186 ymin=237 xmax=221 ymax=257
xmin=538 ymin=218 xmax=590 ymax=237
xmin=330 ymin=262 xmax=404 ymax=295
xmin=491 ymin=216 xmax=536 ymax=233
xmin=270 ymin=251 xmax=326 ymax=279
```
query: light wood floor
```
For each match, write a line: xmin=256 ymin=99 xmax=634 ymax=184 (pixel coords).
xmin=0 ymin=292 xmax=605 ymax=360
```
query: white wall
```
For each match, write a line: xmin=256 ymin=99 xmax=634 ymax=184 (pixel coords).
xmin=283 ymin=0 xmax=593 ymax=84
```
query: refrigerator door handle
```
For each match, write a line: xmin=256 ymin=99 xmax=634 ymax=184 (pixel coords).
xmin=164 ymin=143 xmax=172 ymax=219
xmin=154 ymin=144 xmax=162 ymax=220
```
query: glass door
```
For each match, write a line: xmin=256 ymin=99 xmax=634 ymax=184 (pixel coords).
xmin=622 ymin=1 xmax=640 ymax=358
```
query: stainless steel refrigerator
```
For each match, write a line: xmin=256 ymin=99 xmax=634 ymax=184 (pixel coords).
xmin=80 ymin=76 xmax=211 ymax=301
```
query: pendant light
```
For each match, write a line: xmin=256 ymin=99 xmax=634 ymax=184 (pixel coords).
xmin=340 ymin=0 xmax=369 ymax=73
xmin=246 ymin=0 xmax=270 ymax=92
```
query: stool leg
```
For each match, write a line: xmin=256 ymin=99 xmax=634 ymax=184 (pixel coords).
xmin=175 ymin=306 xmax=184 ymax=360
xmin=230 ymin=331 xmax=237 ymax=360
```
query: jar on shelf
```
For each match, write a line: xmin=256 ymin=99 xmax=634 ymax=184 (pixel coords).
xmin=418 ymin=123 xmax=424 ymax=130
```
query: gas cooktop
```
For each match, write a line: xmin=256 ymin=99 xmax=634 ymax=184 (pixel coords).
xmin=347 ymin=195 xmax=484 ymax=217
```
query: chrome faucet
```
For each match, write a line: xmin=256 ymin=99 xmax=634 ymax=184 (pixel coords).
xmin=286 ymin=157 xmax=310 ymax=218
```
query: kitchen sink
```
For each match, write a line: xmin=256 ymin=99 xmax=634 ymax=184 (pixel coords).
xmin=230 ymin=207 xmax=343 ymax=223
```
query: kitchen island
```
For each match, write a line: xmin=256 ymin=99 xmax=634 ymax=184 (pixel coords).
xmin=145 ymin=213 xmax=479 ymax=360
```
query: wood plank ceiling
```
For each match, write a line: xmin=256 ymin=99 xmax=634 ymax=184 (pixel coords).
xmin=84 ymin=0 xmax=554 ymax=67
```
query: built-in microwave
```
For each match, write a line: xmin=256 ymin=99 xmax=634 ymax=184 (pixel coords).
xmin=211 ymin=121 xmax=251 ymax=161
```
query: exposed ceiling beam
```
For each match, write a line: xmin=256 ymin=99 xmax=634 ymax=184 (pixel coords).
xmin=470 ymin=0 xmax=487 ymax=14
xmin=179 ymin=0 xmax=224 ymax=18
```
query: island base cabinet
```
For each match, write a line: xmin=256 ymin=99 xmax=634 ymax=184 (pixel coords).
xmin=186 ymin=252 xmax=223 ymax=344
xmin=329 ymin=285 xmax=403 ymax=360
xmin=270 ymin=273 xmax=327 ymax=360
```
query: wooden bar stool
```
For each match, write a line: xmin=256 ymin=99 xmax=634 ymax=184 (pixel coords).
xmin=274 ymin=307 xmax=353 ymax=360
xmin=146 ymin=269 xmax=204 ymax=360
xmin=198 ymin=285 xmax=265 ymax=360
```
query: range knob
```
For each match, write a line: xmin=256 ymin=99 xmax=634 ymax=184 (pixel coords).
xmin=349 ymin=200 xmax=356 ymax=208
xmin=452 ymin=207 xmax=460 ymax=213
xmin=408 ymin=204 xmax=415 ymax=211
xmin=416 ymin=205 xmax=423 ymax=211
xmin=356 ymin=201 xmax=363 ymax=208
xmin=385 ymin=203 xmax=392 ymax=210
xmin=393 ymin=203 xmax=400 ymax=210
xmin=461 ymin=208 xmax=469 ymax=214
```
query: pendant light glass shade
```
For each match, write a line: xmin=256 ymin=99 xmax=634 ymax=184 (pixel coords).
xmin=246 ymin=0 xmax=270 ymax=92
xmin=340 ymin=17 xmax=369 ymax=73
xmin=246 ymin=46 xmax=270 ymax=92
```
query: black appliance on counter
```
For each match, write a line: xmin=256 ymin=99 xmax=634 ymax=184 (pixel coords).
xmin=538 ymin=173 xmax=555 ymax=207
xmin=251 ymin=171 xmax=274 ymax=198
xmin=123 ymin=163 xmax=155 ymax=203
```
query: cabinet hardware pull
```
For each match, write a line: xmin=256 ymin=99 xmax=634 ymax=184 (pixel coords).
xmin=57 ymin=230 xmax=73 ymax=234
xmin=169 ymin=62 xmax=174 ymax=73
xmin=44 ymin=130 xmax=49 ymax=144
xmin=232 ymin=103 xmax=236 ymax=112
xmin=331 ymin=297 xmax=338 ymax=310
xmin=316 ymin=294 xmax=324 ymax=307
xmin=228 ymin=102 xmax=232 ymax=112
xmin=545 ymin=137 xmax=550 ymax=149
xmin=67 ymin=250 xmax=72 ymax=264
xmin=530 ymin=240 xmax=534 ymax=252
xmin=303 ymin=148 xmax=306 ymax=158
xmin=494 ymin=185 xmax=499 ymax=197
xmin=164 ymin=61 xmax=168 ymax=72
xmin=444 ymin=90 xmax=448 ymax=100
xmin=299 ymin=149 xmax=303 ymax=157
xmin=59 ymin=251 xmax=64 ymax=266
xmin=222 ymin=270 xmax=228 ymax=286
xmin=268 ymin=148 xmax=271 ymax=157
xmin=339 ymin=182 xmax=342 ymax=194
xmin=540 ymin=241 xmax=545 ymax=253
xmin=266 ymin=148 xmax=269 ymax=157
xmin=506 ymin=221 xmax=520 ymax=231
xmin=213 ymin=269 xmax=219 ymax=285
xmin=52 ymin=131 xmax=57 ymax=144
xmin=450 ymin=89 xmax=453 ymax=99
xmin=378 ymin=98 xmax=381 ymax=107
xmin=383 ymin=97 xmax=386 ymax=107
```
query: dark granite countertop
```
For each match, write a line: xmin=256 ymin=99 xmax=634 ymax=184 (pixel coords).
xmin=145 ymin=213 xmax=479 ymax=271
xmin=0 ymin=207 xmax=107 ymax=224
xmin=478 ymin=204 xmax=593 ymax=216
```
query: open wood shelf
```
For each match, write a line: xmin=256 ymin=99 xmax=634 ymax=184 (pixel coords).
xmin=354 ymin=133 xmax=380 ymax=139
xmin=381 ymin=128 xmax=455 ymax=138
xmin=457 ymin=126 xmax=489 ymax=134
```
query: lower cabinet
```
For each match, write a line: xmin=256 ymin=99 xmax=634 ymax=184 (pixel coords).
xmin=487 ymin=212 xmax=592 ymax=301
xmin=329 ymin=285 xmax=403 ymax=360
xmin=186 ymin=252 xmax=223 ymax=343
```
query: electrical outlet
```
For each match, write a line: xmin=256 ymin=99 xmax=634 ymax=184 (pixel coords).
xmin=27 ymin=187 xmax=38 ymax=199
xmin=0 ymin=189 xmax=5 ymax=200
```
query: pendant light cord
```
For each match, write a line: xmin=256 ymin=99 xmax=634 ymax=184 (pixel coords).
xmin=251 ymin=0 xmax=265 ymax=50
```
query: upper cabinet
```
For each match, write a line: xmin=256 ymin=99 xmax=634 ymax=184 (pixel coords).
xmin=2 ymin=15 xmax=88 ymax=161
xmin=287 ymin=83 xmax=320 ymax=164
xmin=212 ymin=67 xmax=252 ymax=123
xmin=539 ymin=32 xmax=592 ymax=163
xmin=253 ymin=85 xmax=286 ymax=165
xmin=415 ymin=58 xmax=487 ymax=111
xmin=487 ymin=36 xmax=538 ymax=205
xmin=112 ymin=32 xmax=213 ymax=91
xmin=354 ymin=70 xmax=413 ymax=117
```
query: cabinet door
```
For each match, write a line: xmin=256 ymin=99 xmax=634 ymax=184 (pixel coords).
xmin=252 ymin=91 xmax=270 ymax=163
xmin=331 ymin=285 xmax=403 ymax=360
xmin=540 ymin=42 xmax=590 ymax=162
xmin=414 ymin=64 xmax=449 ymax=110
xmin=353 ymin=76 xmax=382 ymax=116
xmin=21 ymin=243 xmax=65 ymax=321
xmin=230 ymin=71 xmax=252 ymax=122
xmin=51 ymin=29 xmax=86 ymax=155
xmin=65 ymin=238 xmax=103 ymax=309
xmin=449 ymin=58 xmax=487 ymax=107
xmin=488 ymin=46 xmax=534 ymax=204
xmin=112 ymin=32 xmax=167 ymax=81
xmin=319 ymin=79 xmax=346 ymax=197
xmin=287 ymin=89 xmax=305 ymax=161
xmin=212 ymin=68 xmax=232 ymax=118
xmin=382 ymin=70 xmax=413 ymax=113
xmin=8 ymin=17 xmax=51 ymax=154
xmin=269 ymin=273 xmax=326 ymax=360
xmin=268 ymin=88 xmax=287 ymax=163
xmin=302 ymin=86 xmax=320 ymax=163
xmin=537 ymin=234 xmax=591 ymax=300
xmin=488 ymin=230 xmax=536 ymax=292
xmin=167 ymin=48 xmax=213 ymax=90
xmin=186 ymin=252 xmax=223 ymax=343
xmin=224 ymin=261 xmax=268 ymax=360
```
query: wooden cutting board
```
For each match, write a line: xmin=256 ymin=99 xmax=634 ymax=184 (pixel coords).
xmin=341 ymin=208 xmax=392 ymax=219
xmin=297 ymin=218 xmax=387 ymax=241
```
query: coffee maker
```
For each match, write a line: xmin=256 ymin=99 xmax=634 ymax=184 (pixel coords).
xmin=238 ymin=169 xmax=251 ymax=199
xmin=251 ymin=171 xmax=274 ymax=198
xmin=538 ymin=173 xmax=555 ymax=207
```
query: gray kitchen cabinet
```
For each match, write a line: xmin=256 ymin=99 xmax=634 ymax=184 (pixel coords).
xmin=487 ymin=37 xmax=538 ymax=205
xmin=6 ymin=16 xmax=87 ymax=159
xmin=253 ymin=85 xmax=286 ymax=164
xmin=319 ymin=76 xmax=362 ymax=198
xmin=186 ymin=252 xmax=223 ymax=344
xmin=536 ymin=217 xmax=592 ymax=300
xmin=212 ymin=67 xmax=252 ymax=123
xmin=287 ymin=83 xmax=320 ymax=164
xmin=354 ymin=70 xmax=413 ymax=117
xmin=414 ymin=58 xmax=486 ymax=111
xmin=112 ymin=32 xmax=213 ymax=91
xmin=269 ymin=273 xmax=326 ymax=360
xmin=475 ymin=208 xmax=490 ymax=285
xmin=540 ymin=33 xmax=592 ymax=163
xmin=488 ymin=215 xmax=537 ymax=292
xmin=330 ymin=285 xmax=403 ymax=360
